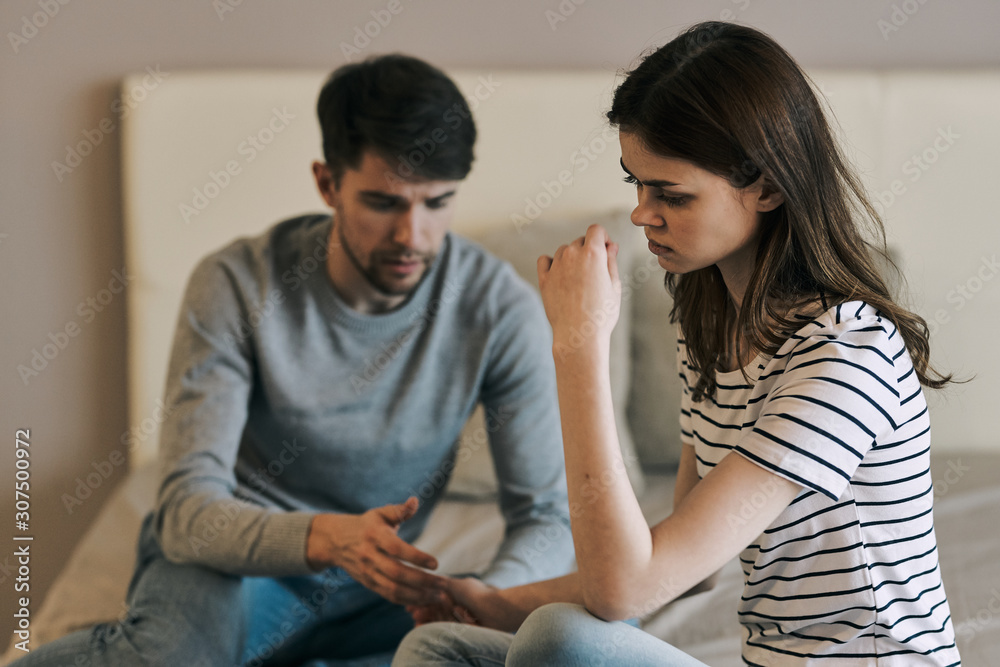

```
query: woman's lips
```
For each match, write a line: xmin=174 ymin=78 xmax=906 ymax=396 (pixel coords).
xmin=647 ymin=239 xmax=673 ymax=256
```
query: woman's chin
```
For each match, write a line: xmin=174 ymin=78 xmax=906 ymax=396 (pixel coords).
xmin=657 ymin=254 xmax=684 ymax=273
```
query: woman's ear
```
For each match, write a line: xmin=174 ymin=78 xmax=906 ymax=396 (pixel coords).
xmin=756 ymin=178 xmax=784 ymax=212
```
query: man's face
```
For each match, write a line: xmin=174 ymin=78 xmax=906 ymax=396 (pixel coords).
xmin=314 ymin=151 xmax=460 ymax=300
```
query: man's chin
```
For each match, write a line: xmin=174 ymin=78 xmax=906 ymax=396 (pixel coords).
xmin=371 ymin=267 xmax=427 ymax=297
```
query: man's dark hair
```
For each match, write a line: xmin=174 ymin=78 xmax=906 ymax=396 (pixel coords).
xmin=317 ymin=54 xmax=476 ymax=186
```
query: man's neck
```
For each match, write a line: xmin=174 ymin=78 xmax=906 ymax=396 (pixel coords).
xmin=325 ymin=236 xmax=408 ymax=315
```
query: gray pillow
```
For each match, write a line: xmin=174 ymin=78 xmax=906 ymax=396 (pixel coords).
xmin=450 ymin=208 xmax=646 ymax=498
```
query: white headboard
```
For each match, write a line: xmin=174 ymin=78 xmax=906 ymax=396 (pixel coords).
xmin=122 ymin=67 xmax=1000 ymax=466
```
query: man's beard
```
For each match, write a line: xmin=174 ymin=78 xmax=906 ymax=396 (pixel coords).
xmin=336 ymin=223 xmax=435 ymax=297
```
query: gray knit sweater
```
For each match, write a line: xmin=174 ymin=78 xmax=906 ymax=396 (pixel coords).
xmin=153 ymin=214 xmax=574 ymax=587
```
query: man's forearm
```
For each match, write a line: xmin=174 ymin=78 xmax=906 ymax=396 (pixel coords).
xmin=155 ymin=491 xmax=316 ymax=577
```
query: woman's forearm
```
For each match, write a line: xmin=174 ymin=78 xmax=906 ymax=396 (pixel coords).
xmin=491 ymin=572 xmax=584 ymax=631
xmin=553 ymin=341 xmax=654 ymax=619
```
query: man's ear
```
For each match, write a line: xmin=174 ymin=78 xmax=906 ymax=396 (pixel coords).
xmin=312 ymin=161 xmax=341 ymax=208
xmin=756 ymin=177 xmax=784 ymax=213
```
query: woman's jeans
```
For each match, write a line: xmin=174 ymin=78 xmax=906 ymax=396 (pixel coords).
xmin=9 ymin=513 xmax=412 ymax=667
xmin=392 ymin=602 xmax=709 ymax=666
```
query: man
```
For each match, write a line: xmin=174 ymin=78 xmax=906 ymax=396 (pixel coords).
xmin=15 ymin=55 xmax=573 ymax=666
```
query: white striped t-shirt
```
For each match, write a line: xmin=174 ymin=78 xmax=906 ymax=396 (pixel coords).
xmin=679 ymin=301 xmax=960 ymax=666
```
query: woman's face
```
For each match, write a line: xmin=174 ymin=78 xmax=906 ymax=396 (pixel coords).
xmin=619 ymin=132 xmax=782 ymax=297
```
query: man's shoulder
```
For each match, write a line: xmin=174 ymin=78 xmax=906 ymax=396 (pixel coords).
xmin=194 ymin=214 xmax=330 ymax=279
xmin=444 ymin=233 xmax=539 ymax=315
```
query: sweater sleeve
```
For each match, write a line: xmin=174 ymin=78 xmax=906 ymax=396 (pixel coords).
xmin=153 ymin=253 xmax=316 ymax=577
xmin=476 ymin=267 xmax=575 ymax=588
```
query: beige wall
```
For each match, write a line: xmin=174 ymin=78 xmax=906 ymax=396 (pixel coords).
xmin=1 ymin=0 xmax=998 ymax=651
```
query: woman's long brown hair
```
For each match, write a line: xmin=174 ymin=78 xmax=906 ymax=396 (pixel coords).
xmin=607 ymin=21 xmax=954 ymax=402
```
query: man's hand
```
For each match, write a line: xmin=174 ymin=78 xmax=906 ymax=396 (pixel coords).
xmin=306 ymin=496 xmax=447 ymax=606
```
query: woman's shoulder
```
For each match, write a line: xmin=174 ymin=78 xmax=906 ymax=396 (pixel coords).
xmin=789 ymin=299 xmax=894 ymax=336
xmin=775 ymin=298 xmax=903 ymax=370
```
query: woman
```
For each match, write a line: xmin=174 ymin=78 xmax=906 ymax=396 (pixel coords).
xmin=393 ymin=21 xmax=961 ymax=666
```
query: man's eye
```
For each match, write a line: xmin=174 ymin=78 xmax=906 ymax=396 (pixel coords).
xmin=366 ymin=199 xmax=397 ymax=211
xmin=622 ymin=175 xmax=640 ymax=186
xmin=425 ymin=198 xmax=449 ymax=210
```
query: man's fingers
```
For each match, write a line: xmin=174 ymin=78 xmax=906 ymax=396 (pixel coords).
xmin=375 ymin=551 xmax=447 ymax=595
xmin=369 ymin=569 xmax=445 ymax=606
xmin=377 ymin=496 xmax=419 ymax=526
xmin=379 ymin=531 xmax=439 ymax=570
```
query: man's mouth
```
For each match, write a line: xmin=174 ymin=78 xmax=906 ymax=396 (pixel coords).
xmin=381 ymin=256 xmax=424 ymax=276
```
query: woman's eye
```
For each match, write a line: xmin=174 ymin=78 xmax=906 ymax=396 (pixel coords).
xmin=624 ymin=175 xmax=688 ymax=207
xmin=659 ymin=195 xmax=690 ymax=208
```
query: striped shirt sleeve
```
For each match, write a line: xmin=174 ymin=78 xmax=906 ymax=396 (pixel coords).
xmin=735 ymin=322 xmax=901 ymax=500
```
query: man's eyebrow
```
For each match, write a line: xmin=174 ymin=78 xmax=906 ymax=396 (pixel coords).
xmin=358 ymin=190 xmax=457 ymax=202
xmin=359 ymin=190 xmax=400 ymax=200
xmin=620 ymin=158 xmax=681 ymax=188
xmin=426 ymin=190 xmax=457 ymax=202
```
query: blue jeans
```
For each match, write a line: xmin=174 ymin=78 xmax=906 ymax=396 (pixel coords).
xmin=10 ymin=513 xmax=413 ymax=667
xmin=391 ymin=602 xmax=708 ymax=666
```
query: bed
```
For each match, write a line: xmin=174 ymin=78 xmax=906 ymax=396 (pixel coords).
xmin=4 ymin=67 xmax=998 ymax=665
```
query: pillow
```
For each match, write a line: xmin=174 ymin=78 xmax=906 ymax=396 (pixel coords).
xmin=449 ymin=208 xmax=646 ymax=498
xmin=626 ymin=261 xmax=683 ymax=468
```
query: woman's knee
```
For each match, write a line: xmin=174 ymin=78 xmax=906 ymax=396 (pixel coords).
xmin=506 ymin=603 xmax=603 ymax=665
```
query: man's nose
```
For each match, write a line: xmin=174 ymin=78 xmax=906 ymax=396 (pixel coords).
xmin=392 ymin=208 xmax=420 ymax=248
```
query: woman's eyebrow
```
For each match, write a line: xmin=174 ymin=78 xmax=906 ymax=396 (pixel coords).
xmin=620 ymin=158 xmax=681 ymax=188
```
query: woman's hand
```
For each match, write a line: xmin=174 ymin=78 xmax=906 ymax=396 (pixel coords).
xmin=440 ymin=576 xmax=526 ymax=633
xmin=537 ymin=224 xmax=621 ymax=356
